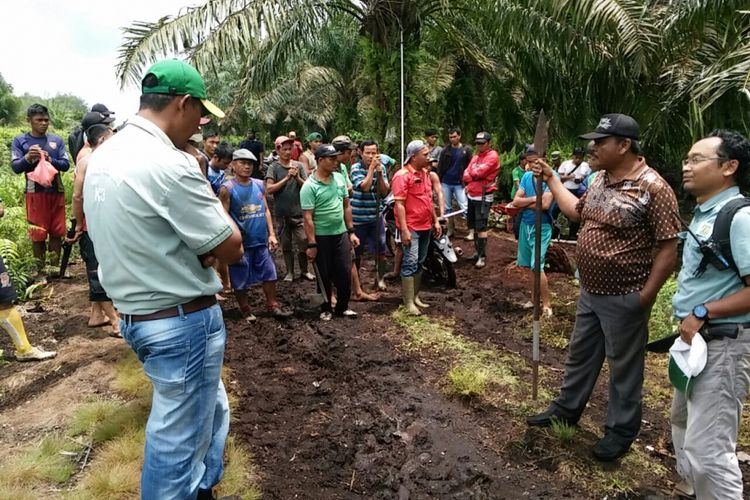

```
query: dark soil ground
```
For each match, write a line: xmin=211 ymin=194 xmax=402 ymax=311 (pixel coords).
xmin=2 ymin=229 xmax=749 ymax=499
xmin=223 ymin=227 xmax=750 ymax=499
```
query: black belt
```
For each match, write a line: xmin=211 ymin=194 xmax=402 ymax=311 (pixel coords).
xmin=125 ymin=296 xmax=217 ymax=322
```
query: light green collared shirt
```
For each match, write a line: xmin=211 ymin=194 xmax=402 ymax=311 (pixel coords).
xmin=83 ymin=115 xmax=233 ymax=315
xmin=673 ymin=186 xmax=750 ymax=323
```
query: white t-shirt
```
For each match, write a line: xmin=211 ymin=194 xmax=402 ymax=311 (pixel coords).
xmin=558 ymin=160 xmax=591 ymax=190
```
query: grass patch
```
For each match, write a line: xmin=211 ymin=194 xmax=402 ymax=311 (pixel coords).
xmin=548 ymin=418 xmax=577 ymax=444
xmin=446 ymin=362 xmax=490 ymax=397
xmin=113 ymin=349 xmax=151 ymax=401
xmin=3 ymin=346 xmax=261 ymax=498
xmin=69 ymin=400 xmax=125 ymax=437
xmin=0 ymin=433 xmax=82 ymax=489
xmin=642 ymin=354 xmax=673 ymax=415
xmin=391 ymin=308 xmax=555 ymax=407
xmin=739 ymin=411 xmax=750 ymax=448
xmin=215 ymin=436 xmax=262 ymax=500
xmin=68 ymin=429 xmax=144 ymax=499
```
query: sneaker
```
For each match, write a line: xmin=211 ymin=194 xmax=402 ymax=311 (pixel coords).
xmin=542 ymin=307 xmax=553 ymax=318
xmin=16 ymin=346 xmax=57 ymax=362
xmin=303 ymin=272 xmax=315 ymax=281
xmin=269 ymin=304 xmax=293 ymax=318
xmin=592 ymin=433 xmax=632 ymax=461
xmin=283 ymin=273 xmax=293 ymax=282
xmin=673 ymin=479 xmax=695 ymax=498
xmin=474 ymin=257 xmax=486 ymax=268
xmin=320 ymin=311 xmax=333 ymax=321
xmin=337 ymin=309 xmax=357 ymax=318
xmin=377 ymin=278 xmax=387 ymax=291
xmin=526 ymin=408 xmax=576 ymax=427
xmin=521 ymin=301 xmax=534 ymax=309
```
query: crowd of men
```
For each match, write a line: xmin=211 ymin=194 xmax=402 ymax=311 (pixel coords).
xmin=5 ymin=58 xmax=750 ymax=500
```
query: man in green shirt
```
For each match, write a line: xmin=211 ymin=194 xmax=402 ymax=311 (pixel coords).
xmin=301 ymin=144 xmax=360 ymax=321
xmin=510 ymin=154 xmax=527 ymax=200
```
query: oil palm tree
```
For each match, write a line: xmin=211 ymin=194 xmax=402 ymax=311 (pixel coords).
xmin=117 ymin=0 xmax=486 ymax=133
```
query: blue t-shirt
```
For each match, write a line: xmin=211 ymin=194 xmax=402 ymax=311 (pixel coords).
xmin=224 ymin=178 xmax=268 ymax=248
xmin=207 ymin=165 xmax=225 ymax=195
xmin=350 ymin=160 xmax=389 ymax=224
xmin=10 ymin=132 xmax=70 ymax=193
xmin=518 ymin=171 xmax=553 ymax=225
xmin=441 ymin=146 xmax=465 ymax=185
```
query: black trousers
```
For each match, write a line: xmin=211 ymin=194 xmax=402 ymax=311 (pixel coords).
xmin=316 ymin=232 xmax=352 ymax=314
xmin=79 ymin=232 xmax=109 ymax=302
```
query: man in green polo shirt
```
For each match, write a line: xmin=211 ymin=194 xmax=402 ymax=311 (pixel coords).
xmin=301 ymin=144 xmax=360 ymax=321
xmin=84 ymin=59 xmax=243 ymax=500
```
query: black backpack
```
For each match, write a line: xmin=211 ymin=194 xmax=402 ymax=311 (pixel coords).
xmin=68 ymin=126 xmax=84 ymax=165
xmin=695 ymin=196 xmax=750 ymax=281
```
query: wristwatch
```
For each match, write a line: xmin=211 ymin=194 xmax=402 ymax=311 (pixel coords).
xmin=692 ymin=304 xmax=709 ymax=321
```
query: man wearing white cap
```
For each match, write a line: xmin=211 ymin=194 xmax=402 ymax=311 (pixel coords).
xmin=392 ymin=140 xmax=442 ymax=315
xmin=670 ymin=130 xmax=750 ymax=499
xmin=220 ymin=149 xmax=291 ymax=322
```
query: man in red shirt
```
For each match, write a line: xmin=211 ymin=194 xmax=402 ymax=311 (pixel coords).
xmin=288 ymin=131 xmax=304 ymax=161
xmin=392 ymin=140 xmax=442 ymax=315
xmin=462 ymin=132 xmax=501 ymax=268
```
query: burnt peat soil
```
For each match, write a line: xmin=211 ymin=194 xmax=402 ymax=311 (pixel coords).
xmin=3 ymin=232 xmax=748 ymax=499
xmin=224 ymin=228 xmax=750 ymax=499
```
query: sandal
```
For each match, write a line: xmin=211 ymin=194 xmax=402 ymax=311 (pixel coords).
xmin=239 ymin=307 xmax=257 ymax=323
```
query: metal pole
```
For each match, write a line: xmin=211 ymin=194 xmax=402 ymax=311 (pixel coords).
xmin=532 ymin=173 xmax=542 ymax=400
xmin=400 ymin=26 xmax=405 ymax=166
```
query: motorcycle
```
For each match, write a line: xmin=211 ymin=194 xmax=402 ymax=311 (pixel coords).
xmin=381 ymin=194 xmax=462 ymax=288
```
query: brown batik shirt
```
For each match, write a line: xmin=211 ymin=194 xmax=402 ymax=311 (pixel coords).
xmin=575 ymin=158 xmax=679 ymax=295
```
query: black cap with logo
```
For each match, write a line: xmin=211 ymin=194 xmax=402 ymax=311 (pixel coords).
xmin=474 ymin=132 xmax=491 ymax=144
xmin=315 ymin=144 xmax=339 ymax=159
xmin=579 ymin=113 xmax=640 ymax=141
xmin=81 ymin=111 xmax=115 ymax=131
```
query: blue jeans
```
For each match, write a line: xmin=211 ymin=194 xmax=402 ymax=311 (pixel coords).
xmin=121 ymin=303 xmax=230 ymax=500
xmin=441 ymin=183 xmax=468 ymax=216
xmin=401 ymin=229 xmax=431 ymax=278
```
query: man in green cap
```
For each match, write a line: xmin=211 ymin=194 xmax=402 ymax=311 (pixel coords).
xmin=84 ymin=59 xmax=243 ymax=500
xmin=301 ymin=132 xmax=322 ymax=175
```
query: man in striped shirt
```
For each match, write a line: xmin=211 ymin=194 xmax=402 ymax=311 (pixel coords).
xmin=351 ymin=140 xmax=391 ymax=294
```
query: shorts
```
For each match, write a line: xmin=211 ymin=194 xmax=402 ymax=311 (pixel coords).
xmin=354 ymin=219 xmax=386 ymax=258
xmin=229 ymin=246 xmax=277 ymax=290
xmin=467 ymin=198 xmax=490 ymax=232
xmin=25 ymin=192 xmax=66 ymax=242
xmin=0 ymin=255 xmax=18 ymax=304
xmin=517 ymin=221 xmax=552 ymax=269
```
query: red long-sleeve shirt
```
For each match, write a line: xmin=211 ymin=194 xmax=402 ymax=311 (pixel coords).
xmin=462 ymin=148 xmax=500 ymax=198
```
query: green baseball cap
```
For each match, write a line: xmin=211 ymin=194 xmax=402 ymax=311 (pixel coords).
xmin=141 ymin=59 xmax=225 ymax=118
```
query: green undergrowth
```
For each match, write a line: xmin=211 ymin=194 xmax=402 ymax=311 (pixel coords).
xmin=1 ymin=347 xmax=260 ymax=499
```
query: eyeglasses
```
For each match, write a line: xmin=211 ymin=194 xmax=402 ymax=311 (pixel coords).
xmin=682 ymin=156 xmax=727 ymax=167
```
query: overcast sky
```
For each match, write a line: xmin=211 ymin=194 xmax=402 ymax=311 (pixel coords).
xmin=0 ymin=0 xmax=198 ymax=126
